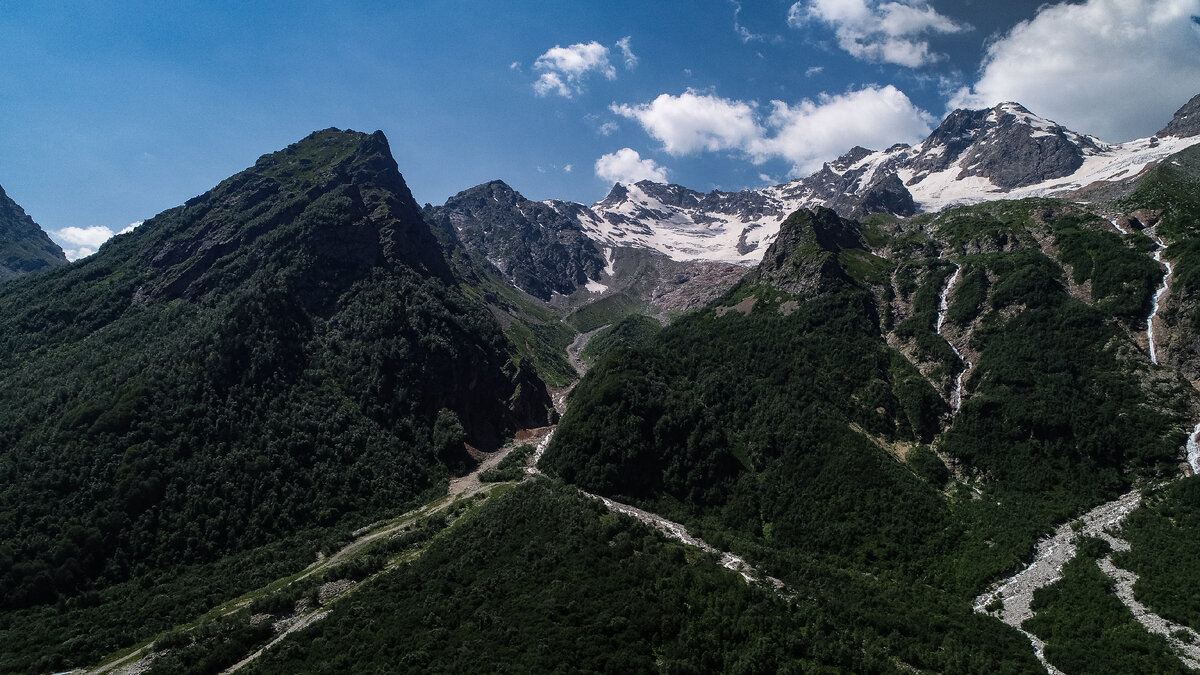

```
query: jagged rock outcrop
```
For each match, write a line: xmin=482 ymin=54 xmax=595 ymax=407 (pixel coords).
xmin=534 ymin=97 xmax=1199 ymax=267
xmin=1157 ymin=93 xmax=1200 ymax=138
xmin=426 ymin=180 xmax=605 ymax=300
xmin=0 ymin=184 xmax=67 ymax=282
xmin=751 ymin=207 xmax=864 ymax=296
xmin=132 ymin=128 xmax=451 ymax=308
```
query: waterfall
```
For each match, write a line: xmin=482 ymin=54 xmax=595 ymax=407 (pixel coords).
xmin=1147 ymin=235 xmax=1171 ymax=365
xmin=936 ymin=265 xmax=972 ymax=412
xmin=1187 ymin=423 xmax=1200 ymax=475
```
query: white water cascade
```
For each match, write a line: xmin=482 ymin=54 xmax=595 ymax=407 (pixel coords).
xmin=1147 ymin=234 xmax=1173 ymax=365
xmin=1111 ymin=225 xmax=1200 ymax=473
xmin=936 ymin=265 xmax=972 ymax=412
xmin=1187 ymin=424 xmax=1200 ymax=475
xmin=1109 ymin=219 xmax=1171 ymax=364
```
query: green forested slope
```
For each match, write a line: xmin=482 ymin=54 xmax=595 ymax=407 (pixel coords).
xmin=541 ymin=198 xmax=1199 ymax=669
xmin=0 ymin=129 xmax=552 ymax=673
xmin=245 ymin=479 xmax=1038 ymax=674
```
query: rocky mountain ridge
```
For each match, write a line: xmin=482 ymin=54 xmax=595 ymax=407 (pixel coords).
xmin=533 ymin=94 xmax=1200 ymax=270
xmin=0 ymin=184 xmax=67 ymax=283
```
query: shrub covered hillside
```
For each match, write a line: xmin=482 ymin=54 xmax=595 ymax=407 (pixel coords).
xmin=0 ymin=129 xmax=553 ymax=672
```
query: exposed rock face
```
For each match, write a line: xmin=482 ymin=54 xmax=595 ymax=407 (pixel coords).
xmin=536 ymin=98 xmax=1200 ymax=266
xmin=1157 ymin=93 xmax=1200 ymax=138
xmin=751 ymin=207 xmax=864 ymax=296
xmin=907 ymin=102 xmax=1104 ymax=190
xmin=848 ymin=172 xmax=916 ymax=219
xmin=136 ymin=128 xmax=451 ymax=307
xmin=426 ymin=180 xmax=605 ymax=300
xmin=0 ymin=184 xmax=67 ymax=282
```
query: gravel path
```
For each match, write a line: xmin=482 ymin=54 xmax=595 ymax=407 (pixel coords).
xmin=583 ymin=491 xmax=788 ymax=594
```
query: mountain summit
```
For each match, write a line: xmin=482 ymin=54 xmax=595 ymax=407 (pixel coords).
xmin=0 ymin=128 xmax=552 ymax=654
xmin=530 ymin=95 xmax=1200 ymax=267
xmin=0 ymin=183 xmax=67 ymax=282
xmin=123 ymin=128 xmax=450 ymax=307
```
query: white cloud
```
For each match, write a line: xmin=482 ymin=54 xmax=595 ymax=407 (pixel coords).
xmin=615 ymin=36 xmax=638 ymax=69
xmin=55 ymin=221 xmax=143 ymax=261
xmin=805 ymin=66 xmax=824 ymax=77
xmin=611 ymin=90 xmax=761 ymax=155
xmin=754 ymin=85 xmax=936 ymax=173
xmin=532 ymin=37 xmax=637 ymax=98
xmin=56 ymin=225 xmax=114 ymax=260
xmin=732 ymin=0 xmax=767 ymax=42
xmin=950 ymin=0 xmax=1200 ymax=141
xmin=564 ymin=164 xmax=574 ymax=173
xmin=789 ymin=0 xmax=969 ymax=67
xmin=612 ymin=85 xmax=934 ymax=175
xmin=509 ymin=61 xmax=522 ymax=71
xmin=595 ymin=148 xmax=669 ymax=184
xmin=598 ymin=121 xmax=619 ymax=136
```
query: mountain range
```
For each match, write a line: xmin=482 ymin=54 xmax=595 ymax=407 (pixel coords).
xmin=2 ymin=93 xmax=1200 ymax=673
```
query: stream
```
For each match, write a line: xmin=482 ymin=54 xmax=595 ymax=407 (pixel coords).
xmin=974 ymin=488 xmax=1200 ymax=671
xmin=973 ymin=223 xmax=1200 ymax=671
xmin=1111 ymin=220 xmax=1173 ymax=367
xmin=936 ymin=264 xmax=971 ymax=412
xmin=1148 ymin=234 xmax=1173 ymax=365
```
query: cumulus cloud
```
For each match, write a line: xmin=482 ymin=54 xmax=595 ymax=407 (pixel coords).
xmin=595 ymin=148 xmax=669 ymax=184
xmin=950 ymin=0 xmax=1200 ymax=141
xmin=612 ymin=85 xmax=934 ymax=175
xmin=611 ymin=90 xmax=761 ymax=155
xmin=55 ymin=221 xmax=143 ymax=261
xmin=789 ymin=0 xmax=969 ymax=67
xmin=754 ymin=85 xmax=936 ymax=173
xmin=532 ymin=38 xmax=637 ymax=98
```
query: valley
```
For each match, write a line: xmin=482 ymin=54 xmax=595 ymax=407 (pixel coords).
xmin=3 ymin=93 xmax=1200 ymax=673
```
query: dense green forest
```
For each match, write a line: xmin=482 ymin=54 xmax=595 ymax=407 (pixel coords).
xmin=0 ymin=129 xmax=553 ymax=672
xmin=1114 ymin=479 xmax=1200 ymax=630
xmin=1024 ymin=539 xmax=1189 ymax=674
xmin=245 ymin=479 xmax=1040 ymax=674
xmin=541 ymin=197 xmax=1199 ymax=670
xmin=5 ymin=127 xmax=1200 ymax=673
xmin=580 ymin=314 xmax=662 ymax=365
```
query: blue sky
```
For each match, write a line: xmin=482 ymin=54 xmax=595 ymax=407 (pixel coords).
xmin=2 ymin=0 xmax=1199 ymax=258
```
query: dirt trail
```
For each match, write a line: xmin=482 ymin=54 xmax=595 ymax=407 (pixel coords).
xmin=81 ymin=645 xmax=154 ymax=675
xmin=219 ymin=610 xmax=329 ymax=674
xmin=219 ymin=435 xmax=553 ymax=673
xmin=584 ymin=491 xmax=788 ymax=594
